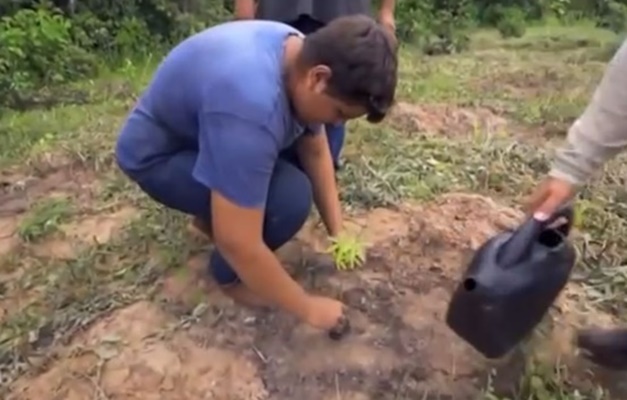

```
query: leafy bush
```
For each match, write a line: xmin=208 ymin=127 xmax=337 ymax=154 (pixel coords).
xmin=481 ymin=4 xmax=507 ymax=26
xmin=497 ymin=7 xmax=527 ymax=38
xmin=393 ymin=0 xmax=474 ymax=54
xmin=0 ymin=5 xmax=97 ymax=109
xmin=600 ymin=1 xmax=627 ymax=33
xmin=1 ymin=0 xmax=626 ymax=112
xmin=0 ymin=0 xmax=229 ymax=111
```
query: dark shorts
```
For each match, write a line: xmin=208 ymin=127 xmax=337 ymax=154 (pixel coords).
xmin=117 ymin=144 xmax=313 ymax=286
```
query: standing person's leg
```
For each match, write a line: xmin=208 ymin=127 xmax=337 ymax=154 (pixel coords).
xmin=577 ymin=327 xmax=627 ymax=369
xmin=283 ymin=15 xmax=346 ymax=170
xmin=287 ymin=14 xmax=325 ymax=34
xmin=117 ymin=150 xmax=312 ymax=305
xmin=325 ymin=123 xmax=345 ymax=170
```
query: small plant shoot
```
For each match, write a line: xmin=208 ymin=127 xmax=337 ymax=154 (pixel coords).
xmin=327 ymin=233 xmax=366 ymax=271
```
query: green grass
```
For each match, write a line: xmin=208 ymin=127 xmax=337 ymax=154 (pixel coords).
xmin=17 ymin=197 xmax=74 ymax=242
xmin=0 ymin=23 xmax=625 ymax=399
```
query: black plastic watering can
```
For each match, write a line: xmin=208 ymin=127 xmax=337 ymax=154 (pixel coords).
xmin=445 ymin=206 xmax=576 ymax=359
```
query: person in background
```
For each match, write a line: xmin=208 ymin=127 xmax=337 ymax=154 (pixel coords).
xmin=523 ymin=38 xmax=627 ymax=370
xmin=233 ymin=0 xmax=396 ymax=170
xmin=115 ymin=16 xmax=398 ymax=336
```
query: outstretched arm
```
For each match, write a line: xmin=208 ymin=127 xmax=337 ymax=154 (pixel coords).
xmin=550 ymin=39 xmax=627 ymax=186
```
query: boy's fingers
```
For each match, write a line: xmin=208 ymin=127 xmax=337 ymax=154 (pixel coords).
xmin=328 ymin=313 xmax=351 ymax=340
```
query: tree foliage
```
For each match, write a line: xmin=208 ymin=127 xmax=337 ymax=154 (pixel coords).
xmin=0 ymin=0 xmax=625 ymax=110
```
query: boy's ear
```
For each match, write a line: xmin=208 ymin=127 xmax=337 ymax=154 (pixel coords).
xmin=307 ymin=65 xmax=332 ymax=94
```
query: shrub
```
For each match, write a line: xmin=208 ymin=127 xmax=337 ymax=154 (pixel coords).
xmin=0 ymin=5 xmax=98 ymax=109
xmin=601 ymin=1 xmax=627 ymax=33
xmin=497 ymin=7 xmax=527 ymax=38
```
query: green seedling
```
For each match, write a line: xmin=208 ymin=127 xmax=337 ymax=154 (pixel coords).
xmin=326 ymin=234 xmax=366 ymax=271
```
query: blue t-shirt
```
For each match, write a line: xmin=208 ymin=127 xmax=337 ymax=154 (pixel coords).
xmin=115 ymin=20 xmax=313 ymax=209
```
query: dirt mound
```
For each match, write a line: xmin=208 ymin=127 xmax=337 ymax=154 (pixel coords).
xmin=8 ymin=193 xmax=617 ymax=399
xmin=388 ymin=102 xmax=508 ymax=137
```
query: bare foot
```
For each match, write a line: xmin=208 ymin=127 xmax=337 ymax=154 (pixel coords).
xmin=220 ymin=284 xmax=272 ymax=309
xmin=188 ymin=216 xmax=212 ymax=240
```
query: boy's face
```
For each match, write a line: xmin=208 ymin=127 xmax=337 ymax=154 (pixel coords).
xmin=292 ymin=64 xmax=366 ymax=125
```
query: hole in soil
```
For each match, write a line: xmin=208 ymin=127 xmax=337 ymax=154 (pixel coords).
xmin=538 ymin=229 xmax=563 ymax=249
xmin=463 ymin=278 xmax=477 ymax=291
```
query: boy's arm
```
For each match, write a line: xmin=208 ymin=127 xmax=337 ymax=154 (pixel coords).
xmin=234 ymin=0 xmax=256 ymax=19
xmin=195 ymin=112 xmax=310 ymax=319
xmin=550 ymin=38 xmax=627 ymax=185
xmin=296 ymin=127 xmax=343 ymax=237
xmin=211 ymin=191 xmax=311 ymax=318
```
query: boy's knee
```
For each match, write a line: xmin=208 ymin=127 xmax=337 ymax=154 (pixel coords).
xmin=273 ymin=182 xmax=312 ymax=238
xmin=277 ymin=170 xmax=313 ymax=226
xmin=290 ymin=175 xmax=313 ymax=219
xmin=114 ymin=147 xmax=133 ymax=180
xmin=264 ymin=163 xmax=313 ymax=248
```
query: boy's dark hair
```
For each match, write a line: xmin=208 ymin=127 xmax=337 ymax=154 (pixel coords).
xmin=299 ymin=15 xmax=398 ymax=123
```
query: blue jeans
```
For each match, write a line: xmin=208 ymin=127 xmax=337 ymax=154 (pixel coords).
xmin=121 ymin=150 xmax=312 ymax=285
xmin=288 ymin=15 xmax=346 ymax=169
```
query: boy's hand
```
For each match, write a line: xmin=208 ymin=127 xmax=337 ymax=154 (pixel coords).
xmin=304 ymin=295 xmax=349 ymax=336
xmin=523 ymin=176 xmax=577 ymax=220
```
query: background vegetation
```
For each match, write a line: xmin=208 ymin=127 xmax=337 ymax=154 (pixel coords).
xmin=0 ymin=0 xmax=625 ymax=111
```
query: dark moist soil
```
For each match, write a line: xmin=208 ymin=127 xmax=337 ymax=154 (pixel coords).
xmin=13 ymin=196 xmax=594 ymax=400
xmin=178 ymin=210 xmax=526 ymax=400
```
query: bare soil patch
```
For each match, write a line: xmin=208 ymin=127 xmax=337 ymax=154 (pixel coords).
xmin=475 ymin=68 xmax=566 ymax=99
xmin=31 ymin=206 xmax=138 ymax=260
xmin=9 ymin=301 xmax=267 ymax=400
xmin=0 ymin=209 xmax=137 ymax=334
xmin=0 ymin=204 xmax=135 ymax=326
xmin=0 ymin=165 xmax=98 ymax=257
xmin=388 ymin=102 xmax=509 ymax=138
xmin=0 ymin=216 xmax=20 ymax=258
xmin=8 ymin=193 xmax=619 ymax=399
xmin=0 ymin=165 xmax=134 ymax=330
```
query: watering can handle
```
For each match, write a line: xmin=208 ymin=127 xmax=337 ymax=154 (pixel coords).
xmin=497 ymin=205 xmax=574 ymax=266
xmin=548 ymin=205 xmax=574 ymax=238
